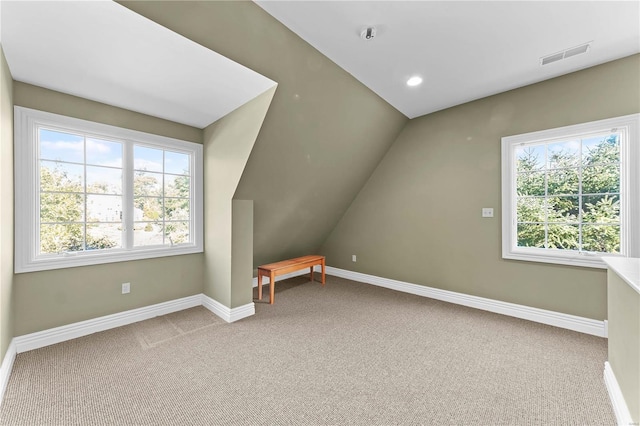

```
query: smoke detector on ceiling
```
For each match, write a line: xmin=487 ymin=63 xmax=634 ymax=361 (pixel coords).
xmin=360 ymin=27 xmax=377 ymax=41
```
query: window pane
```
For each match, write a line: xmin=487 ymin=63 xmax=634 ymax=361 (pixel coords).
xmin=165 ymin=175 xmax=190 ymax=198
xmin=165 ymin=222 xmax=189 ymax=245
xmin=547 ymin=168 xmax=578 ymax=195
xmin=134 ymin=172 xmax=162 ymax=197
xmin=582 ymin=194 xmax=619 ymax=224
xmin=86 ymin=223 xmax=122 ymax=250
xmin=40 ymin=223 xmax=84 ymax=254
xmin=134 ymin=197 xmax=163 ymax=221
xmin=40 ymin=161 xmax=83 ymax=192
xmin=582 ymin=225 xmax=620 ymax=253
xmin=517 ymin=197 xmax=546 ymax=223
xmin=87 ymin=166 xmax=122 ymax=195
xmin=547 ymin=196 xmax=579 ymax=223
xmin=134 ymin=146 xmax=163 ymax=172
xmin=39 ymin=129 xmax=84 ymax=163
xmin=86 ymin=138 xmax=122 ymax=167
xmin=548 ymin=140 xmax=580 ymax=168
xmin=516 ymin=172 xmax=544 ymax=196
xmin=87 ymin=195 xmax=122 ymax=223
xmin=582 ymin=135 xmax=619 ymax=166
xmin=40 ymin=193 xmax=84 ymax=223
xmin=165 ymin=199 xmax=189 ymax=221
xmin=516 ymin=145 xmax=545 ymax=172
xmin=165 ymin=151 xmax=190 ymax=175
xmin=546 ymin=224 xmax=579 ymax=250
xmin=517 ymin=223 xmax=545 ymax=248
xmin=582 ymin=164 xmax=619 ymax=194
xmin=133 ymin=222 xmax=163 ymax=246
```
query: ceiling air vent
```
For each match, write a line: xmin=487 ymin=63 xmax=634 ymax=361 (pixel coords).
xmin=541 ymin=42 xmax=592 ymax=66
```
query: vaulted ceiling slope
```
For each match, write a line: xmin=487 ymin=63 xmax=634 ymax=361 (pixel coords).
xmin=119 ymin=1 xmax=409 ymax=267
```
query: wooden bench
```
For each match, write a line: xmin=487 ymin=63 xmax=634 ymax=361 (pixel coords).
xmin=257 ymin=255 xmax=326 ymax=304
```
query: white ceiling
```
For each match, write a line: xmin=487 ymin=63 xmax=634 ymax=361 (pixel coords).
xmin=0 ymin=1 xmax=276 ymax=129
xmin=256 ymin=1 xmax=640 ymax=119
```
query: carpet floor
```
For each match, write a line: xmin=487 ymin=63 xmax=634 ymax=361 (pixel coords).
xmin=0 ymin=275 xmax=615 ymax=425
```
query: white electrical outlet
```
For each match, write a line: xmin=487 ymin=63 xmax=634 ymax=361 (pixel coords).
xmin=122 ymin=282 xmax=130 ymax=294
xmin=482 ymin=208 xmax=494 ymax=218
xmin=352 ymin=255 xmax=357 ymax=262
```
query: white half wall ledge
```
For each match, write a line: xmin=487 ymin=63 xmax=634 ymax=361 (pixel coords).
xmin=252 ymin=264 xmax=605 ymax=336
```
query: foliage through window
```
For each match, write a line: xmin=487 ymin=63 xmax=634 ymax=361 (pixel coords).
xmin=15 ymin=107 xmax=203 ymax=273
xmin=502 ymin=114 xmax=639 ymax=268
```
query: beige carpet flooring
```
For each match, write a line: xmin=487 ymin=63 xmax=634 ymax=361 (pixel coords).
xmin=0 ymin=275 xmax=615 ymax=425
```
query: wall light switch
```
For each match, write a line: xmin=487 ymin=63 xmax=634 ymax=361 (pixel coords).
xmin=122 ymin=282 xmax=130 ymax=294
xmin=482 ymin=208 xmax=494 ymax=218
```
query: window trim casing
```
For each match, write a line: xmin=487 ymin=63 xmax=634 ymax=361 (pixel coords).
xmin=501 ymin=114 xmax=640 ymax=269
xmin=14 ymin=106 xmax=204 ymax=273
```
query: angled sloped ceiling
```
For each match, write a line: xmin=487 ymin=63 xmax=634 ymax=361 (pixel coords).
xmin=119 ymin=1 xmax=408 ymax=267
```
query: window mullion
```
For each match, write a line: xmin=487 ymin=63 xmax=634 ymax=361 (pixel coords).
xmin=578 ymin=138 xmax=583 ymax=252
xmin=123 ymin=141 xmax=134 ymax=249
xmin=83 ymin=136 xmax=88 ymax=252
xmin=544 ymin=145 xmax=549 ymax=249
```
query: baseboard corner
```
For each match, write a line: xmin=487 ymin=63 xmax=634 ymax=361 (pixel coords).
xmin=604 ymin=361 xmax=634 ymax=426
xmin=201 ymin=294 xmax=254 ymax=323
xmin=0 ymin=339 xmax=17 ymax=407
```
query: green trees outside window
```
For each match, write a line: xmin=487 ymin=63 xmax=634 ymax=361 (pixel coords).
xmin=515 ymin=135 xmax=620 ymax=253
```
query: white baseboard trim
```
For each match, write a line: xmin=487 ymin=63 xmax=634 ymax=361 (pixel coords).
xmin=201 ymin=294 xmax=255 ymax=323
xmin=1 ymin=292 xmax=256 ymax=407
xmin=252 ymin=266 xmax=322 ymax=288
xmin=326 ymin=266 xmax=607 ymax=337
xmin=0 ymin=340 xmax=17 ymax=407
xmin=14 ymin=294 xmax=202 ymax=354
xmin=604 ymin=362 xmax=634 ymax=425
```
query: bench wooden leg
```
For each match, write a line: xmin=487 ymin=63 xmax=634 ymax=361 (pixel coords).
xmin=310 ymin=266 xmax=314 ymax=283
xmin=257 ymin=269 xmax=263 ymax=300
xmin=321 ymin=258 xmax=325 ymax=285
xmin=269 ymin=271 xmax=275 ymax=305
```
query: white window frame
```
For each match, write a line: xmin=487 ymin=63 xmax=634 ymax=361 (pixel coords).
xmin=501 ymin=114 xmax=640 ymax=269
xmin=14 ymin=106 xmax=203 ymax=273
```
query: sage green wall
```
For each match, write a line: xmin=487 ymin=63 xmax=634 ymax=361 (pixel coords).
xmin=12 ymin=83 xmax=204 ymax=336
xmin=119 ymin=1 xmax=409 ymax=267
xmin=0 ymin=46 xmax=14 ymax=363
xmin=607 ymin=269 xmax=640 ymax=422
xmin=321 ymin=55 xmax=640 ymax=320
xmin=203 ymin=87 xmax=275 ymax=308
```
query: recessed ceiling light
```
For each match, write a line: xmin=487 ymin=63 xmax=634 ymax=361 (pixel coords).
xmin=406 ymin=76 xmax=422 ymax=87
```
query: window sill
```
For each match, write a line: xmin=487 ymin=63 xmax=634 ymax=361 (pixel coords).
xmin=502 ymin=249 xmax=619 ymax=269
xmin=15 ymin=245 xmax=203 ymax=273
